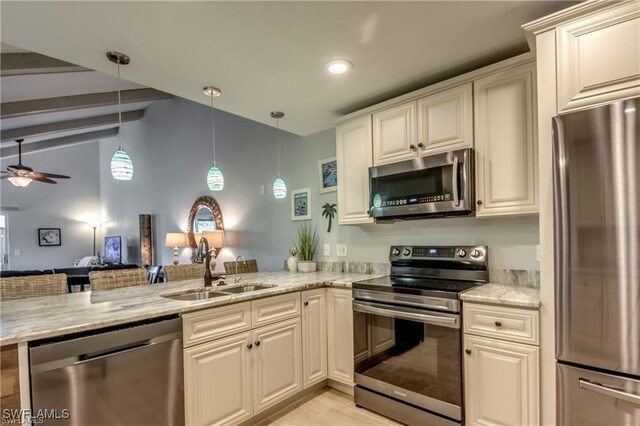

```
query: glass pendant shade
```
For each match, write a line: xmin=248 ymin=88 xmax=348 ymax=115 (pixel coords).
xmin=7 ymin=176 xmax=32 ymax=188
xmin=207 ymin=164 xmax=224 ymax=191
xmin=111 ymin=145 xmax=134 ymax=181
xmin=273 ymin=176 xmax=287 ymax=199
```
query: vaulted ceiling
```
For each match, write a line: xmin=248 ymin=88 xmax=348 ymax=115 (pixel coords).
xmin=1 ymin=1 xmax=576 ymax=137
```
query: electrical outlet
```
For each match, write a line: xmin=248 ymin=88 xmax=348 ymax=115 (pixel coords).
xmin=323 ymin=243 xmax=331 ymax=256
xmin=336 ymin=244 xmax=347 ymax=257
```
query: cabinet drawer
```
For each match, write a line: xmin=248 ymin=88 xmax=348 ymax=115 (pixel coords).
xmin=463 ymin=303 xmax=539 ymax=345
xmin=251 ymin=293 xmax=301 ymax=328
xmin=182 ymin=302 xmax=252 ymax=347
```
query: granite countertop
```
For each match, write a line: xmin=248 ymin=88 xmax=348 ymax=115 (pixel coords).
xmin=460 ymin=283 xmax=540 ymax=308
xmin=0 ymin=271 xmax=380 ymax=345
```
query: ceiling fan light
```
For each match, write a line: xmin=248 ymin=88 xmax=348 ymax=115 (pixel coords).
xmin=207 ymin=165 xmax=224 ymax=191
xmin=111 ymin=146 xmax=134 ymax=181
xmin=7 ymin=176 xmax=32 ymax=188
xmin=273 ymin=176 xmax=287 ymax=199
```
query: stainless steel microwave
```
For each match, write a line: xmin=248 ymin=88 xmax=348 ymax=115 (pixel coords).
xmin=368 ymin=148 xmax=475 ymax=220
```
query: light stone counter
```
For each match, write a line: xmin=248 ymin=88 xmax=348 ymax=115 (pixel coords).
xmin=460 ymin=283 xmax=540 ymax=308
xmin=0 ymin=271 xmax=379 ymax=345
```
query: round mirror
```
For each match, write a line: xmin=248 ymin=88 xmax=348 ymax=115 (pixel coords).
xmin=187 ymin=196 xmax=224 ymax=255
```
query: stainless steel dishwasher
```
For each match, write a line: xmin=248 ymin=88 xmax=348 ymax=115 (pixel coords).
xmin=29 ymin=316 xmax=184 ymax=425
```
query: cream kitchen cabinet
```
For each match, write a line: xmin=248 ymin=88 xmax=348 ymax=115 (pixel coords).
xmin=372 ymin=84 xmax=473 ymax=165
xmin=336 ymin=116 xmax=374 ymax=225
xmin=301 ymin=289 xmax=327 ymax=388
xmin=463 ymin=302 xmax=540 ymax=426
xmin=327 ymin=288 xmax=354 ymax=387
xmin=556 ymin=1 xmax=640 ymax=113
xmin=474 ymin=63 xmax=538 ymax=217
xmin=252 ymin=317 xmax=303 ymax=413
xmin=184 ymin=332 xmax=253 ymax=425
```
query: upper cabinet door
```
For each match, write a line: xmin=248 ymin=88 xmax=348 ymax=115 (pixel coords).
xmin=372 ymin=101 xmax=417 ymax=166
xmin=417 ymin=83 xmax=474 ymax=156
xmin=557 ymin=1 xmax=640 ymax=112
xmin=474 ymin=63 xmax=538 ymax=217
xmin=336 ymin=117 xmax=374 ymax=225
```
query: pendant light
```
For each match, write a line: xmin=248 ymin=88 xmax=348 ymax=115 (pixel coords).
xmin=271 ymin=111 xmax=287 ymax=199
xmin=204 ymin=86 xmax=224 ymax=191
xmin=107 ymin=51 xmax=134 ymax=181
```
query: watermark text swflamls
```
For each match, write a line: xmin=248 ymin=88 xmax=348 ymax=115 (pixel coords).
xmin=2 ymin=409 xmax=70 ymax=424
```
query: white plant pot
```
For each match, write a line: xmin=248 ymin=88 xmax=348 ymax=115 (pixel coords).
xmin=297 ymin=261 xmax=317 ymax=273
xmin=287 ymin=257 xmax=298 ymax=272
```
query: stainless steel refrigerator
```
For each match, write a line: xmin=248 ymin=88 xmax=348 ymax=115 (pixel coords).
xmin=553 ymin=97 xmax=640 ymax=425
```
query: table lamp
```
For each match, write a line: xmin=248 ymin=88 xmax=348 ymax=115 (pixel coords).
xmin=165 ymin=232 xmax=187 ymax=265
xmin=201 ymin=230 xmax=225 ymax=269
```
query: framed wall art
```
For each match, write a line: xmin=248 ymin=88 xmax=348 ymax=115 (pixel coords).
xmin=318 ymin=157 xmax=337 ymax=193
xmin=291 ymin=188 xmax=311 ymax=221
xmin=38 ymin=228 xmax=61 ymax=246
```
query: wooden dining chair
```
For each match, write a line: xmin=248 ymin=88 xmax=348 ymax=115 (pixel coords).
xmin=0 ymin=273 xmax=68 ymax=301
xmin=89 ymin=268 xmax=148 ymax=291
xmin=223 ymin=259 xmax=258 ymax=275
xmin=163 ymin=264 xmax=204 ymax=282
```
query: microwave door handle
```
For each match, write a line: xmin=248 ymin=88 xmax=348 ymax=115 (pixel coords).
xmin=353 ymin=301 xmax=460 ymax=328
xmin=452 ymin=156 xmax=460 ymax=206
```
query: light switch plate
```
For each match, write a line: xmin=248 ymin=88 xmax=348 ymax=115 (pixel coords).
xmin=260 ymin=184 xmax=265 ymax=195
xmin=336 ymin=244 xmax=347 ymax=257
xmin=14 ymin=249 xmax=21 ymax=256
xmin=323 ymin=243 xmax=331 ymax=256
xmin=536 ymin=245 xmax=540 ymax=262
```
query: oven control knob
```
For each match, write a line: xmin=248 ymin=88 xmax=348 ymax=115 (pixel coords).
xmin=392 ymin=248 xmax=401 ymax=256
xmin=470 ymin=249 xmax=482 ymax=259
xmin=403 ymin=248 xmax=411 ymax=256
xmin=457 ymin=249 xmax=467 ymax=258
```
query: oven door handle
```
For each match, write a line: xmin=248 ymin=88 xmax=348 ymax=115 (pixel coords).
xmin=353 ymin=301 xmax=460 ymax=329
xmin=452 ymin=156 xmax=460 ymax=207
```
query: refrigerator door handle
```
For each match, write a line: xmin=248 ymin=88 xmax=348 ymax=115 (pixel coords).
xmin=579 ymin=378 xmax=640 ymax=406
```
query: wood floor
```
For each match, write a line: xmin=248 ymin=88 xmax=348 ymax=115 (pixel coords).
xmin=257 ymin=388 xmax=402 ymax=426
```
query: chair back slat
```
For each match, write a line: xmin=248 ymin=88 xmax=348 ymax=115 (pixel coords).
xmin=163 ymin=264 xmax=204 ymax=282
xmin=89 ymin=269 xmax=147 ymax=291
xmin=223 ymin=259 xmax=258 ymax=275
xmin=0 ymin=273 xmax=67 ymax=301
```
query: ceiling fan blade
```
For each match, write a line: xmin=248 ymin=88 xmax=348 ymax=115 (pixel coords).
xmin=7 ymin=164 xmax=33 ymax=173
xmin=30 ymin=175 xmax=57 ymax=184
xmin=36 ymin=172 xmax=71 ymax=179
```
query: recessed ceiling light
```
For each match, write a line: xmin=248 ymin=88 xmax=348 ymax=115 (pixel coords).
xmin=327 ymin=59 xmax=352 ymax=74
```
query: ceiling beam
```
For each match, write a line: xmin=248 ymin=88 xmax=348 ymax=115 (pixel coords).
xmin=1 ymin=88 xmax=173 ymax=119
xmin=1 ymin=128 xmax=119 ymax=159
xmin=1 ymin=52 xmax=90 ymax=76
xmin=0 ymin=110 xmax=142 ymax=142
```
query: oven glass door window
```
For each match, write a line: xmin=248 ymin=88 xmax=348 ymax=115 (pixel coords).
xmin=354 ymin=310 xmax=461 ymax=407
xmin=371 ymin=165 xmax=454 ymax=207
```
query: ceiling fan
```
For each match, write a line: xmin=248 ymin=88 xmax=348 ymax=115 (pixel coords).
xmin=1 ymin=139 xmax=71 ymax=188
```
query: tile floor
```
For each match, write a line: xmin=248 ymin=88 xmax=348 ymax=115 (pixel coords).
xmin=258 ymin=388 xmax=402 ymax=425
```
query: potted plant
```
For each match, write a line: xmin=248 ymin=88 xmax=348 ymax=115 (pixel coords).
xmin=287 ymin=246 xmax=299 ymax=272
xmin=296 ymin=222 xmax=318 ymax=273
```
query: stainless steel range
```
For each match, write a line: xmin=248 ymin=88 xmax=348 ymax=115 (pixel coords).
xmin=352 ymin=245 xmax=488 ymax=426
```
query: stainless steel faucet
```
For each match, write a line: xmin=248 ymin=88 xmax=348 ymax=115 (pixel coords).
xmin=198 ymin=237 xmax=212 ymax=287
xmin=234 ymin=255 xmax=246 ymax=284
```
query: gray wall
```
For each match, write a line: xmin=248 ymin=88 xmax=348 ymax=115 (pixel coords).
xmin=0 ymin=142 xmax=102 ymax=270
xmin=3 ymin=96 xmax=539 ymax=272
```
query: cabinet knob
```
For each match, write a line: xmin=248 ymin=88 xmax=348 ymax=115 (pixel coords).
xmin=255 ymin=341 xmax=261 ymax=347
xmin=495 ymin=321 xmax=502 ymax=327
xmin=304 ymin=301 xmax=309 ymax=306
xmin=247 ymin=343 xmax=253 ymax=350
xmin=417 ymin=142 xmax=425 ymax=149
xmin=410 ymin=144 xmax=417 ymax=151
xmin=465 ymin=349 xmax=471 ymax=355
xmin=477 ymin=200 xmax=483 ymax=206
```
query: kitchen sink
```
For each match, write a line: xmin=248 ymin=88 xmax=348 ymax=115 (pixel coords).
xmin=162 ymin=289 xmax=228 ymax=301
xmin=218 ymin=284 xmax=274 ymax=294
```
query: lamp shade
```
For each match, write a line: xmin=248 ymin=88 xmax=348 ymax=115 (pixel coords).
xmin=165 ymin=232 xmax=187 ymax=248
xmin=273 ymin=176 xmax=287 ymax=199
xmin=207 ymin=165 xmax=224 ymax=191
xmin=8 ymin=176 xmax=32 ymax=187
xmin=202 ymin=230 xmax=225 ymax=248
xmin=111 ymin=145 xmax=134 ymax=181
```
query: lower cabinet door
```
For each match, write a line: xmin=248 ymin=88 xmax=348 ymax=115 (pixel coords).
xmin=252 ymin=317 xmax=303 ymax=413
xmin=464 ymin=334 xmax=539 ymax=426
xmin=184 ymin=332 xmax=253 ymax=426
xmin=302 ymin=289 xmax=328 ymax=388
xmin=327 ymin=288 xmax=354 ymax=385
